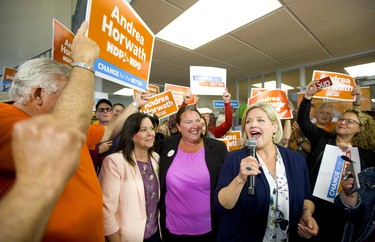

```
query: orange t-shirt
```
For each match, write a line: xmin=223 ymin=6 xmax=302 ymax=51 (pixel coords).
xmin=0 ymin=103 xmax=105 ymax=242
xmin=313 ymin=121 xmax=337 ymax=132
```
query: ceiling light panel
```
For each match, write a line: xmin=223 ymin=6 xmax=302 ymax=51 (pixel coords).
xmin=156 ymin=0 xmax=282 ymax=50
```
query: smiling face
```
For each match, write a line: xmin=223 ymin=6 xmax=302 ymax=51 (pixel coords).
xmin=244 ymin=107 xmax=278 ymax=150
xmin=315 ymin=105 xmax=334 ymax=125
xmin=132 ymin=117 xmax=156 ymax=150
xmin=177 ymin=110 xmax=202 ymax=143
xmin=335 ymin=111 xmax=361 ymax=137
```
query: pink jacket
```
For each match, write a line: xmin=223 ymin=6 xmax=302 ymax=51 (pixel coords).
xmin=98 ymin=152 xmax=160 ymax=242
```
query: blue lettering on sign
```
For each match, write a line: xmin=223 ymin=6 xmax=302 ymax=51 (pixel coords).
xmin=192 ymin=75 xmax=222 ymax=82
xmin=213 ymin=100 xmax=239 ymax=108
xmin=94 ymin=58 xmax=147 ymax=90
xmin=327 ymin=156 xmax=344 ymax=199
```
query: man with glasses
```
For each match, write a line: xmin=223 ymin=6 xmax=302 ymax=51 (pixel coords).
xmin=90 ymin=99 xmax=120 ymax=175
xmin=95 ymin=99 xmax=114 ymax=125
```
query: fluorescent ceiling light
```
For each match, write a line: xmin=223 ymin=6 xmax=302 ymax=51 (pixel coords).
xmin=156 ymin=0 xmax=282 ymax=50
xmin=114 ymin=87 xmax=134 ymax=96
xmin=344 ymin=62 xmax=375 ymax=78
xmin=252 ymin=81 xmax=294 ymax=90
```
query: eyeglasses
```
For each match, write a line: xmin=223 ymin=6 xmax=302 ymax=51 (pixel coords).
xmin=97 ymin=107 xmax=112 ymax=112
xmin=337 ymin=117 xmax=360 ymax=125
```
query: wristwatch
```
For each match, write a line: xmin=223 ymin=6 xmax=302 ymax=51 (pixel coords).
xmin=131 ymin=101 xmax=141 ymax=110
xmin=298 ymin=137 xmax=308 ymax=144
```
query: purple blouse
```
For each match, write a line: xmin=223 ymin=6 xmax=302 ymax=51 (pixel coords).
xmin=137 ymin=159 xmax=159 ymax=239
xmin=165 ymin=147 xmax=211 ymax=235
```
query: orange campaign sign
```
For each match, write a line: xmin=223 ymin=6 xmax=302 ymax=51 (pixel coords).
xmin=141 ymin=90 xmax=178 ymax=119
xmin=312 ymin=70 xmax=356 ymax=101
xmin=297 ymin=86 xmax=372 ymax=114
xmin=52 ymin=19 xmax=74 ymax=66
xmin=164 ymin=83 xmax=196 ymax=107
xmin=2 ymin=67 xmax=17 ymax=84
xmin=250 ymin=88 xmax=268 ymax=97
xmin=222 ymin=131 xmax=242 ymax=151
xmin=86 ymin=0 xmax=155 ymax=90
xmin=248 ymin=89 xmax=293 ymax=119
xmin=134 ymin=84 xmax=159 ymax=97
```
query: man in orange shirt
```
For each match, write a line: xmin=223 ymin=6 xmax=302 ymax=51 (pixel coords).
xmin=0 ymin=22 xmax=150 ymax=242
xmin=0 ymin=115 xmax=85 ymax=242
xmin=313 ymin=103 xmax=336 ymax=131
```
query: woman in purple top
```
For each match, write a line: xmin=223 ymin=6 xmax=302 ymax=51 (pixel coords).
xmin=157 ymin=106 xmax=228 ymax=242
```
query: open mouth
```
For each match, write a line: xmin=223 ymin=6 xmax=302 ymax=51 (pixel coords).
xmin=250 ymin=131 xmax=261 ymax=140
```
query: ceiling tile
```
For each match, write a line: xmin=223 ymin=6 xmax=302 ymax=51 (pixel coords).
xmin=327 ymin=34 xmax=375 ymax=57
xmin=153 ymin=39 xmax=190 ymax=62
xmin=281 ymin=49 xmax=331 ymax=67
xmin=171 ymin=52 xmax=218 ymax=67
xmin=261 ymin=33 xmax=325 ymax=60
xmin=196 ymin=35 xmax=255 ymax=61
xmin=312 ymin=9 xmax=375 ymax=47
xmin=247 ymin=62 xmax=286 ymax=75
xmin=288 ymin=0 xmax=375 ymax=30
xmin=225 ymin=50 xmax=277 ymax=69
xmin=231 ymin=9 xmax=306 ymax=48
xmin=132 ymin=0 xmax=184 ymax=33
xmin=164 ymin=0 xmax=198 ymax=10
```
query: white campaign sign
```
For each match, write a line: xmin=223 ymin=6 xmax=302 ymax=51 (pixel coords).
xmin=313 ymin=145 xmax=360 ymax=203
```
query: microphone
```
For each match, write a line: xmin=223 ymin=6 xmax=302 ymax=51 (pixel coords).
xmin=340 ymin=155 xmax=360 ymax=194
xmin=246 ymin=138 xmax=257 ymax=195
xmin=340 ymin=155 xmax=353 ymax=163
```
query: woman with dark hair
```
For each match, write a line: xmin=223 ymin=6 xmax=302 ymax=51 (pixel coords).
xmin=98 ymin=112 xmax=161 ymax=242
xmin=157 ymin=105 xmax=228 ymax=242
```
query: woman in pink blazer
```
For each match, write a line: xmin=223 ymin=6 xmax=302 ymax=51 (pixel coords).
xmin=99 ymin=112 xmax=161 ymax=242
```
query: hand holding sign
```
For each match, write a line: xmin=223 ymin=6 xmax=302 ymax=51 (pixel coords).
xmin=71 ymin=21 xmax=100 ymax=66
xmin=314 ymin=77 xmax=333 ymax=89
xmin=305 ymin=80 xmax=320 ymax=100
xmin=223 ymin=88 xmax=231 ymax=103
xmin=183 ymin=89 xmax=193 ymax=104
xmin=134 ymin=90 xmax=152 ymax=108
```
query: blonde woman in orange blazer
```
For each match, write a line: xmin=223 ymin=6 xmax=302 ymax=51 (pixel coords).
xmin=99 ymin=113 xmax=161 ymax=242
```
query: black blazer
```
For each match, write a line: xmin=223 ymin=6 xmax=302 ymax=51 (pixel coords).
xmin=156 ymin=134 xmax=228 ymax=237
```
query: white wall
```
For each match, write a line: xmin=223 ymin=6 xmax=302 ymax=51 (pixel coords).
xmin=0 ymin=0 xmax=76 ymax=71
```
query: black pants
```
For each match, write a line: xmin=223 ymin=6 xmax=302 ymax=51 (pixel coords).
xmin=144 ymin=231 xmax=162 ymax=242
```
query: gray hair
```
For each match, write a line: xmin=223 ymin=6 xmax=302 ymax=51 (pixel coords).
xmin=9 ymin=58 xmax=71 ymax=104
xmin=241 ymin=102 xmax=283 ymax=145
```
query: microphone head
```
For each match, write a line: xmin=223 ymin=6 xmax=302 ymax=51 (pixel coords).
xmin=341 ymin=155 xmax=353 ymax=163
xmin=246 ymin=138 xmax=257 ymax=148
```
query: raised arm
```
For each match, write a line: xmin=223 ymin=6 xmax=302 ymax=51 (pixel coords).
xmin=279 ymin=101 xmax=294 ymax=147
xmin=52 ymin=21 xmax=99 ymax=134
xmin=210 ymin=88 xmax=232 ymax=138
xmin=100 ymin=91 xmax=151 ymax=142
xmin=297 ymin=80 xmax=327 ymax=145
xmin=352 ymin=84 xmax=362 ymax=108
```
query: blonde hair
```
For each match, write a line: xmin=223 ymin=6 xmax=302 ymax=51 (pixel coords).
xmin=240 ymin=102 xmax=283 ymax=145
